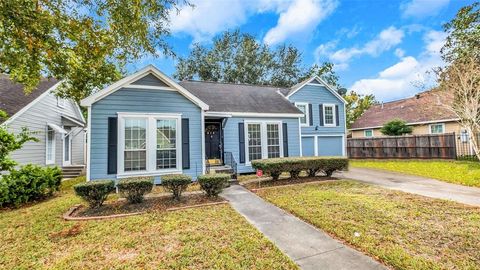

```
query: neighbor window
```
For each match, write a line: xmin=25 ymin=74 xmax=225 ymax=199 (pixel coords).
xmin=119 ymin=113 xmax=182 ymax=176
xmin=57 ymin=97 xmax=66 ymax=108
xmin=267 ymin=123 xmax=281 ymax=158
xmin=46 ymin=126 xmax=55 ymax=164
xmin=323 ymin=104 xmax=335 ymax=126
xmin=246 ymin=121 xmax=283 ymax=163
xmin=156 ymin=119 xmax=177 ymax=169
xmin=430 ymin=123 xmax=445 ymax=134
xmin=460 ymin=129 xmax=469 ymax=143
xmin=124 ymin=118 xmax=147 ymax=172
xmin=364 ymin=129 xmax=373 ymax=137
xmin=247 ymin=123 xmax=262 ymax=162
xmin=295 ymin=103 xmax=309 ymax=126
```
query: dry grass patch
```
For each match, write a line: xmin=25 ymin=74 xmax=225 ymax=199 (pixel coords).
xmin=256 ymin=180 xmax=480 ymax=269
xmin=0 ymin=177 xmax=297 ymax=270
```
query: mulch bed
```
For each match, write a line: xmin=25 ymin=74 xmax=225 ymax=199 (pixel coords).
xmin=242 ymin=176 xmax=337 ymax=190
xmin=70 ymin=194 xmax=227 ymax=219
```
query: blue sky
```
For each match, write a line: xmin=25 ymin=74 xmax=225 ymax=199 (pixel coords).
xmin=127 ymin=0 xmax=475 ymax=102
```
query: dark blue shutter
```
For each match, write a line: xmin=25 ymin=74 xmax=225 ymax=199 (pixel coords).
xmin=239 ymin=122 xmax=245 ymax=163
xmin=182 ymin=119 xmax=190 ymax=169
xmin=335 ymin=105 xmax=340 ymax=127
xmin=319 ymin=104 xmax=324 ymax=126
xmin=107 ymin=117 xmax=117 ymax=174
xmin=308 ymin=104 xmax=313 ymax=126
xmin=282 ymin=123 xmax=288 ymax=157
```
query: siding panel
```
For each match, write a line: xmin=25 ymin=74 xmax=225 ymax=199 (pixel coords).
xmin=89 ymin=88 xmax=202 ymax=180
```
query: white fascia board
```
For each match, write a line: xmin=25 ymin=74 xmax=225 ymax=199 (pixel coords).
xmin=80 ymin=65 xmax=209 ymax=110
xmin=209 ymin=111 xmax=303 ymax=118
xmin=349 ymin=118 xmax=461 ymax=131
xmin=286 ymin=76 xmax=347 ymax=104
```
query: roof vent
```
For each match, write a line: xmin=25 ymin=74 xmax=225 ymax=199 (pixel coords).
xmin=415 ymin=93 xmax=421 ymax=99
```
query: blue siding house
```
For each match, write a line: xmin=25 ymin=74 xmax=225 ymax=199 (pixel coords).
xmin=81 ymin=66 xmax=346 ymax=181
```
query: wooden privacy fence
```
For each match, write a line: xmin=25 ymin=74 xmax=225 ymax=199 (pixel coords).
xmin=347 ymin=133 xmax=457 ymax=159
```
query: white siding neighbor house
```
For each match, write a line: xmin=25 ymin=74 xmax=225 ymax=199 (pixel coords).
xmin=0 ymin=75 xmax=86 ymax=178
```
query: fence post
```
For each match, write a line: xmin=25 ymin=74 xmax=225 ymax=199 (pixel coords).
xmin=452 ymin=132 xmax=457 ymax=160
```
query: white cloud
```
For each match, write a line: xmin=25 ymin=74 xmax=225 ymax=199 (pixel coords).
xmin=315 ymin=26 xmax=405 ymax=70
xmin=401 ymin=0 xmax=450 ymax=18
xmin=350 ymin=30 xmax=447 ymax=101
xmin=263 ymin=0 xmax=338 ymax=45
xmin=394 ymin=48 xmax=405 ymax=58
xmin=169 ymin=0 xmax=337 ymax=44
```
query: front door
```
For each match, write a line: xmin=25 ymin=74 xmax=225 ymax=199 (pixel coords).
xmin=205 ymin=123 xmax=222 ymax=161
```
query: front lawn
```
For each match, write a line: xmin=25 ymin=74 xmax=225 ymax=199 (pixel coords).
xmin=351 ymin=160 xmax=480 ymax=187
xmin=256 ymin=180 xmax=480 ymax=269
xmin=0 ymin=177 xmax=297 ymax=270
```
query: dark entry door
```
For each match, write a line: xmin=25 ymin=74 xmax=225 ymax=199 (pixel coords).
xmin=205 ymin=123 xmax=221 ymax=160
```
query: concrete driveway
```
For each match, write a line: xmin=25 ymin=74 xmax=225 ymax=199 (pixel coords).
xmin=338 ymin=167 xmax=480 ymax=207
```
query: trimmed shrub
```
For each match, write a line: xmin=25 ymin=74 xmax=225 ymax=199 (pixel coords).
xmin=252 ymin=157 xmax=349 ymax=179
xmin=0 ymin=165 xmax=62 ymax=207
xmin=74 ymin=180 xmax=115 ymax=208
xmin=198 ymin=174 xmax=230 ymax=197
xmin=117 ymin=177 xmax=154 ymax=203
xmin=162 ymin=174 xmax=192 ymax=200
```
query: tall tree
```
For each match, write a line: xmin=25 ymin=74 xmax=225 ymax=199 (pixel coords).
xmin=441 ymin=2 xmax=480 ymax=63
xmin=438 ymin=3 xmax=480 ymax=160
xmin=0 ymin=0 xmax=181 ymax=102
xmin=174 ymin=30 xmax=339 ymax=88
xmin=344 ymin=91 xmax=376 ymax=129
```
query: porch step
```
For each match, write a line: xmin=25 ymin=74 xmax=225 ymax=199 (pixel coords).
xmin=210 ymin=165 xmax=234 ymax=174
xmin=62 ymin=165 xmax=85 ymax=179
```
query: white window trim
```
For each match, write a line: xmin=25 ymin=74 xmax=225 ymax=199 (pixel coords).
xmin=295 ymin=102 xmax=309 ymax=127
xmin=364 ymin=129 xmax=374 ymax=137
xmin=45 ymin=126 xmax=56 ymax=165
xmin=429 ymin=123 xmax=445 ymax=134
xmin=244 ymin=120 xmax=284 ymax=166
xmin=117 ymin=112 xmax=182 ymax=178
xmin=323 ymin=103 xmax=336 ymax=127
xmin=57 ymin=97 xmax=66 ymax=108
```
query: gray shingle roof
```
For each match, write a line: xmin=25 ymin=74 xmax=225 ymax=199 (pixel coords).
xmin=179 ymin=80 xmax=302 ymax=114
xmin=0 ymin=74 xmax=59 ymax=124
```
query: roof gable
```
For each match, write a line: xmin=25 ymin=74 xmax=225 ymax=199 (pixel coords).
xmin=0 ymin=75 xmax=59 ymax=124
xmin=80 ymin=65 xmax=209 ymax=110
xmin=286 ymin=76 xmax=346 ymax=104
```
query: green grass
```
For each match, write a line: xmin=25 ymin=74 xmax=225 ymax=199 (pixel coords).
xmin=351 ymin=160 xmax=480 ymax=187
xmin=0 ymin=177 xmax=297 ymax=270
xmin=256 ymin=180 xmax=480 ymax=270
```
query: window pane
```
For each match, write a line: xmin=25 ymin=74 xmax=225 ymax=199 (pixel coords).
xmin=156 ymin=119 xmax=177 ymax=169
xmin=297 ymin=105 xmax=307 ymax=124
xmin=324 ymin=106 xmax=334 ymax=124
xmin=365 ymin=130 xmax=373 ymax=137
xmin=47 ymin=127 xmax=54 ymax=161
xmin=124 ymin=118 xmax=147 ymax=171
xmin=267 ymin=124 xmax=280 ymax=158
xmin=431 ymin=124 xmax=444 ymax=134
xmin=248 ymin=123 xmax=262 ymax=161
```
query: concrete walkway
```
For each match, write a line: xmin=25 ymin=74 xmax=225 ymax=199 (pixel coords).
xmin=338 ymin=167 xmax=480 ymax=207
xmin=221 ymin=185 xmax=386 ymax=270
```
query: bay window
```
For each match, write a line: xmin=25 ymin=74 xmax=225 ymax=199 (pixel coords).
xmin=245 ymin=121 xmax=283 ymax=163
xmin=118 ymin=113 xmax=181 ymax=176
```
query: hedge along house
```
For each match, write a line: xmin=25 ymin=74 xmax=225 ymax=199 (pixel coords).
xmin=81 ymin=65 xmax=346 ymax=182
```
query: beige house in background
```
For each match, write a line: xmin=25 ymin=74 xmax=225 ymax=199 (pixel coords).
xmin=349 ymin=89 xmax=473 ymax=155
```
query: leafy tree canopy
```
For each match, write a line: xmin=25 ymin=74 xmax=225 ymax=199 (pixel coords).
xmin=174 ymin=30 xmax=340 ymax=88
xmin=0 ymin=0 xmax=181 ymax=102
xmin=344 ymin=91 xmax=376 ymax=129
xmin=380 ymin=119 xmax=413 ymax=136
xmin=442 ymin=2 xmax=480 ymax=62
